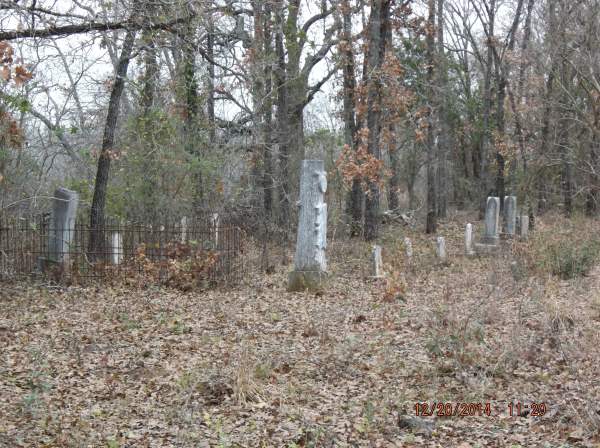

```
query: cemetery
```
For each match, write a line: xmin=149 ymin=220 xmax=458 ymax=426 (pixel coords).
xmin=2 ymin=0 xmax=600 ymax=444
xmin=2 ymin=160 xmax=600 ymax=446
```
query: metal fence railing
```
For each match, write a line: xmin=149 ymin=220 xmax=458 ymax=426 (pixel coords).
xmin=0 ymin=215 xmax=245 ymax=287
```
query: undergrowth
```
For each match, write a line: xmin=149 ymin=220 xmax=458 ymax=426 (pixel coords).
xmin=518 ymin=214 xmax=600 ymax=279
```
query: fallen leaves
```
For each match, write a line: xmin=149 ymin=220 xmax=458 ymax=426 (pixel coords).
xmin=1 ymin=214 xmax=600 ymax=446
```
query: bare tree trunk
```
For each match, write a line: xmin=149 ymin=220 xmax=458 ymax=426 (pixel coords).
xmin=139 ymin=22 xmax=159 ymax=221
xmin=586 ymin=125 xmax=599 ymax=216
xmin=341 ymin=0 xmax=362 ymax=236
xmin=436 ymin=0 xmax=449 ymax=219
xmin=559 ymin=59 xmax=573 ymax=217
xmin=495 ymin=65 xmax=506 ymax=211
xmin=206 ymin=20 xmax=216 ymax=144
xmin=537 ymin=0 xmax=558 ymax=215
xmin=425 ymin=0 xmax=437 ymax=234
xmin=89 ymin=29 xmax=136 ymax=257
xmin=388 ymin=141 xmax=401 ymax=211
xmin=274 ymin=2 xmax=290 ymax=232
xmin=179 ymin=26 xmax=203 ymax=216
xmin=496 ymin=0 xmax=524 ymax=211
xmin=262 ymin=3 xmax=274 ymax=218
xmin=508 ymin=0 xmax=535 ymax=209
xmin=478 ymin=0 xmax=496 ymax=218
xmin=363 ymin=0 xmax=390 ymax=241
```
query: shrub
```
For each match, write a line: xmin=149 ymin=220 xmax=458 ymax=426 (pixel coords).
xmin=540 ymin=239 xmax=600 ymax=279
xmin=526 ymin=215 xmax=600 ymax=279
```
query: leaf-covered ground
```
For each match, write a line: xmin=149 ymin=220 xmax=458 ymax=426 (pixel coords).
xmin=2 ymin=214 xmax=600 ymax=447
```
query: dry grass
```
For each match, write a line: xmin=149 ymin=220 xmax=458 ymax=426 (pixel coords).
xmin=1 ymin=213 xmax=600 ymax=447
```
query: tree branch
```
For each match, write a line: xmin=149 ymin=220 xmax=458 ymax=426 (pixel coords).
xmin=0 ymin=14 xmax=194 ymax=41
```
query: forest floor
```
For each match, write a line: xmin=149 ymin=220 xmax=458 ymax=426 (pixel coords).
xmin=2 ymin=212 xmax=600 ymax=447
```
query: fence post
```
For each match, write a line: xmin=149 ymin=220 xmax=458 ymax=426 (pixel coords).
xmin=212 ymin=213 xmax=219 ymax=248
xmin=44 ymin=187 xmax=79 ymax=274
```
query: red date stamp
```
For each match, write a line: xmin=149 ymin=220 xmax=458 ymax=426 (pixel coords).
xmin=508 ymin=402 xmax=547 ymax=417
xmin=414 ymin=402 xmax=492 ymax=417
xmin=414 ymin=402 xmax=548 ymax=417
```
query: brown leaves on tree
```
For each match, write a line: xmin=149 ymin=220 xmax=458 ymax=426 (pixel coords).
xmin=0 ymin=110 xmax=24 ymax=149
xmin=336 ymin=137 xmax=391 ymax=195
xmin=13 ymin=65 xmax=33 ymax=86
xmin=0 ymin=41 xmax=33 ymax=86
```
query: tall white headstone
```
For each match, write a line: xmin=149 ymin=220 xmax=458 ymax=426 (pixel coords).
xmin=482 ymin=196 xmax=500 ymax=245
xmin=48 ymin=187 xmax=79 ymax=264
xmin=288 ymin=160 xmax=328 ymax=291
xmin=465 ymin=223 xmax=475 ymax=256
xmin=436 ymin=236 xmax=447 ymax=261
xmin=112 ymin=232 xmax=123 ymax=265
xmin=371 ymin=245 xmax=384 ymax=278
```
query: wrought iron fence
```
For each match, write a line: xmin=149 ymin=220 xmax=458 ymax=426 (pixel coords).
xmin=0 ymin=215 xmax=245 ymax=287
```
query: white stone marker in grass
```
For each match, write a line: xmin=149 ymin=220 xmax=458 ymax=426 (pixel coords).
xmin=465 ymin=223 xmax=475 ymax=256
xmin=404 ymin=237 xmax=413 ymax=260
xmin=436 ymin=236 xmax=447 ymax=261
xmin=371 ymin=245 xmax=384 ymax=278
xmin=519 ymin=215 xmax=529 ymax=240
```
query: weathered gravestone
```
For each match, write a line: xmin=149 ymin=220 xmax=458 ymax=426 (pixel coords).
xmin=211 ymin=213 xmax=220 ymax=248
xmin=48 ymin=187 xmax=79 ymax=264
xmin=40 ymin=187 xmax=79 ymax=275
xmin=436 ymin=236 xmax=447 ymax=261
xmin=504 ymin=196 xmax=517 ymax=236
xmin=112 ymin=232 xmax=123 ymax=265
xmin=288 ymin=160 xmax=328 ymax=291
xmin=475 ymin=196 xmax=500 ymax=254
xmin=404 ymin=237 xmax=413 ymax=261
xmin=519 ymin=215 xmax=529 ymax=240
xmin=371 ymin=245 xmax=384 ymax=278
xmin=180 ymin=216 xmax=188 ymax=244
xmin=465 ymin=223 xmax=475 ymax=256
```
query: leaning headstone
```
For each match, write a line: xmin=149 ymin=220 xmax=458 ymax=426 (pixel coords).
xmin=404 ymin=237 xmax=413 ymax=260
xmin=47 ymin=187 xmax=79 ymax=265
xmin=519 ymin=215 xmax=529 ymax=240
xmin=475 ymin=196 xmax=500 ymax=254
xmin=112 ymin=232 xmax=123 ymax=265
xmin=288 ymin=160 xmax=328 ymax=291
xmin=504 ymin=195 xmax=517 ymax=236
xmin=436 ymin=236 xmax=447 ymax=261
xmin=371 ymin=245 xmax=384 ymax=278
xmin=465 ymin=223 xmax=475 ymax=256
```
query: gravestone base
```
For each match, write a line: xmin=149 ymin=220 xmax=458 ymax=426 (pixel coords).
xmin=37 ymin=257 xmax=68 ymax=282
xmin=288 ymin=270 xmax=328 ymax=292
xmin=474 ymin=242 xmax=499 ymax=255
xmin=37 ymin=256 xmax=56 ymax=273
xmin=480 ymin=235 xmax=500 ymax=245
